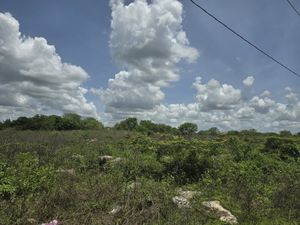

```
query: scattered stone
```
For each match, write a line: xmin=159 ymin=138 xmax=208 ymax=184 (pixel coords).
xmin=172 ymin=190 xmax=200 ymax=208
xmin=127 ymin=181 xmax=141 ymax=190
xmin=88 ymin=138 xmax=97 ymax=143
xmin=99 ymin=155 xmax=123 ymax=163
xmin=202 ymin=201 xmax=238 ymax=224
xmin=172 ymin=196 xmax=191 ymax=208
xmin=109 ymin=205 xmax=122 ymax=215
xmin=99 ymin=155 xmax=114 ymax=161
xmin=110 ymin=157 xmax=123 ymax=163
xmin=179 ymin=190 xmax=200 ymax=199
xmin=27 ymin=218 xmax=37 ymax=224
xmin=71 ymin=153 xmax=83 ymax=160
xmin=56 ymin=169 xmax=76 ymax=176
xmin=122 ymin=181 xmax=142 ymax=193
xmin=99 ymin=155 xmax=123 ymax=168
xmin=40 ymin=219 xmax=58 ymax=225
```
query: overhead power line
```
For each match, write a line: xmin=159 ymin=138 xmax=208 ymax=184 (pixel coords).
xmin=286 ymin=0 xmax=300 ymax=16
xmin=189 ymin=0 xmax=300 ymax=78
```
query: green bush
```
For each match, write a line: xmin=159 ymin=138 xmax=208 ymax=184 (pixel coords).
xmin=0 ymin=129 xmax=299 ymax=224
xmin=0 ymin=162 xmax=16 ymax=198
xmin=0 ymin=153 xmax=55 ymax=198
xmin=264 ymin=137 xmax=299 ymax=159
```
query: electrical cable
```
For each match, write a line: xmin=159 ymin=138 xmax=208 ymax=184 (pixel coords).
xmin=189 ymin=0 xmax=300 ymax=78
xmin=286 ymin=0 xmax=300 ymax=16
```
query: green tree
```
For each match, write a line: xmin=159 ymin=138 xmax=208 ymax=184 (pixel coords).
xmin=63 ymin=113 xmax=81 ymax=124
xmin=178 ymin=122 xmax=198 ymax=136
xmin=81 ymin=117 xmax=103 ymax=130
xmin=11 ymin=117 xmax=31 ymax=130
xmin=3 ymin=119 xmax=11 ymax=128
xmin=56 ymin=113 xmax=82 ymax=130
xmin=279 ymin=130 xmax=292 ymax=136
xmin=28 ymin=114 xmax=56 ymax=130
xmin=206 ymin=127 xmax=220 ymax=135
xmin=137 ymin=120 xmax=155 ymax=133
xmin=264 ymin=137 xmax=300 ymax=159
xmin=114 ymin=117 xmax=138 ymax=131
xmin=137 ymin=120 xmax=178 ymax=135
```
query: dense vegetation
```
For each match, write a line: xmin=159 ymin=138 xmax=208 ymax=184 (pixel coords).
xmin=0 ymin=116 xmax=299 ymax=224
xmin=0 ymin=114 xmax=104 ymax=131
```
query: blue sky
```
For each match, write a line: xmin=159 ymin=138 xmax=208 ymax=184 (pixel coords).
xmin=0 ymin=0 xmax=300 ymax=132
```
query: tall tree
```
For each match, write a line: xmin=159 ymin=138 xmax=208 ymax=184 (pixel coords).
xmin=178 ymin=122 xmax=198 ymax=136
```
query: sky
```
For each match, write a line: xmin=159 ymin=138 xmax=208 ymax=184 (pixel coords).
xmin=0 ymin=0 xmax=300 ymax=132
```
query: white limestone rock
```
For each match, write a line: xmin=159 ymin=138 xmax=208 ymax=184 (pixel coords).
xmin=202 ymin=200 xmax=238 ymax=224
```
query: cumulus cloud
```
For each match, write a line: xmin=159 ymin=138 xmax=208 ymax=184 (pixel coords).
xmin=93 ymin=1 xmax=300 ymax=132
xmin=243 ymin=76 xmax=255 ymax=86
xmin=276 ymin=88 xmax=300 ymax=121
xmin=99 ymin=0 xmax=199 ymax=112
xmin=260 ymin=90 xmax=271 ymax=98
xmin=2 ymin=4 xmax=299 ymax=133
xmin=141 ymin=97 xmax=300 ymax=132
xmin=99 ymin=75 xmax=300 ymax=132
xmin=193 ymin=77 xmax=242 ymax=111
xmin=150 ymin=81 xmax=300 ymax=132
xmin=0 ymin=12 xmax=98 ymax=120
xmin=100 ymin=70 xmax=165 ymax=112
xmin=249 ymin=96 xmax=276 ymax=114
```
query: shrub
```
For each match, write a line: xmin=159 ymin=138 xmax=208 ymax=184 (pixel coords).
xmin=0 ymin=153 xmax=55 ymax=198
xmin=0 ymin=162 xmax=16 ymax=198
xmin=164 ymin=149 xmax=210 ymax=185
xmin=264 ymin=138 xmax=299 ymax=159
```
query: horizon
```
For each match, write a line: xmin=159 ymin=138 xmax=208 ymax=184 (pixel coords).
xmin=0 ymin=0 xmax=300 ymax=132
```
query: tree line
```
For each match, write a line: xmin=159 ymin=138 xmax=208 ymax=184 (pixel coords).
xmin=0 ymin=114 xmax=103 ymax=131
xmin=114 ymin=117 xmax=198 ymax=135
xmin=0 ymin=114 xmax=298 ymax=136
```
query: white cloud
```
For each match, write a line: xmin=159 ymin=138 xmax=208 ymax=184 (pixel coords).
xmin=235 ymin=106 xmax=256 ymax=119
xmin=0 ymin=12 xmax=98 ymax=120
xmin=249 ymin=96 xmax=276 ymax=114
xmin=285 ymin=86 xmax=292 ymax=92
xmin=93 ymin=1 xmax=300 ymax=132
xmin=193 ymin=77 xmax=243 ymax=111
xmin=243 ymin=76 xmax=255 ymax=86
xmin=2 ymin=5 xmax=299 ymax=133
xmin=99 ymin=76 xmax=300 ymax=132
xmin=100 ymin=70 xmax=165 ymax=112
xmin=99 ymin=0 xmax=199 ymax=112
xmin=276 ymin=88 xmax=300 ymax=121
xmin=260 ymin=90 xmax=271 ymax=98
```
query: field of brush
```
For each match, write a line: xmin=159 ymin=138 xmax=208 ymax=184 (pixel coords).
xmin=0 ymin=129 xmax=299 ymax=225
